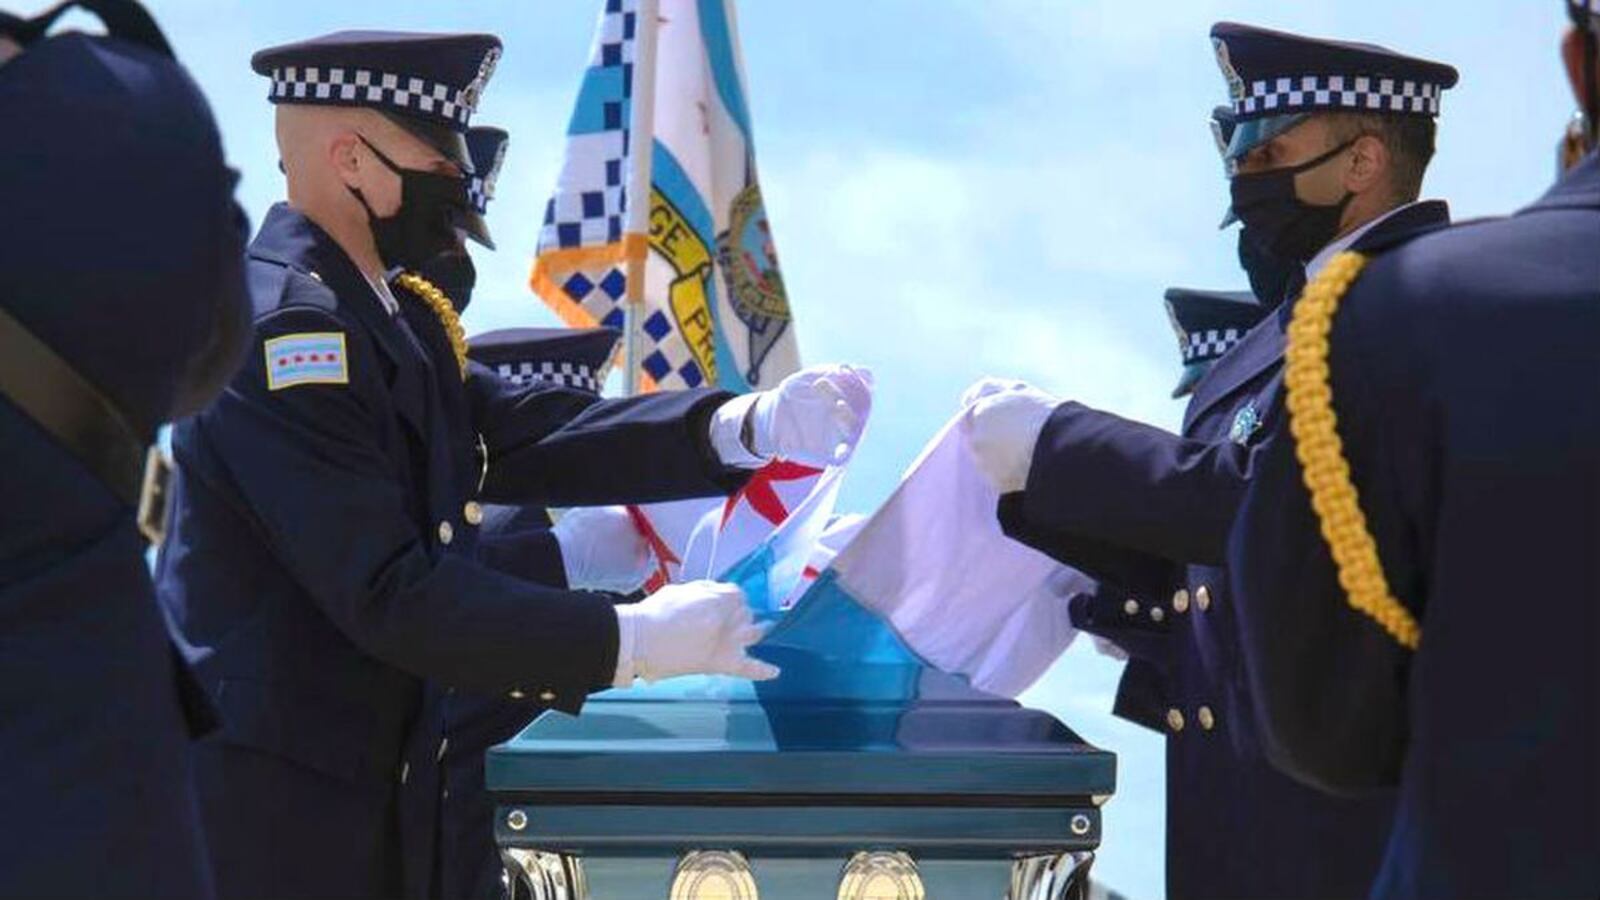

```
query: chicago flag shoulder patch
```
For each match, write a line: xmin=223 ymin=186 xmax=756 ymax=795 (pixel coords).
xmin=264 ymin=332 xmax=349 ymax=391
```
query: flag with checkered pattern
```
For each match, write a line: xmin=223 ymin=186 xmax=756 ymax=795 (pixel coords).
xmin=528 ymin=0 xmax=800 ymax=394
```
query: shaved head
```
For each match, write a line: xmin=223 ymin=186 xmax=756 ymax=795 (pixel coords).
xmin=274 ymin=104 xmax=459 ymax=279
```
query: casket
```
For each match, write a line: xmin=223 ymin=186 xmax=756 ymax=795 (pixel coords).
xmin=488 ymin=666 xmax=1115 ymax=899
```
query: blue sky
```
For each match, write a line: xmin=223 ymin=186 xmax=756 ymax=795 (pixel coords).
xmin=120 ymin=2 xmax=1576 ymax=896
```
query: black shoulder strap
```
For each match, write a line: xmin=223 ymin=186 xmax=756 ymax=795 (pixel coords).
xmin=0 ymin=304 xmax=149 ymax=510
xmin=1 ymin=0 xmax=173 ymax=58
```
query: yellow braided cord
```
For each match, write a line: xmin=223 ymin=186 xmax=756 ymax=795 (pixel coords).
xmin=394 ymin=272 xmax=469 ymax=380
xmin=1283 ymin=250 xmax=1422 ymax=650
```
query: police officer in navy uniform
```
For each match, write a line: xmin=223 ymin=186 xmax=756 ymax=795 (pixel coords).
xmin=0 ymin=2 xmax=251 ymax=896
xmin=1226 ymin=4 xmax=1600 ymax=896
xmin=1163 ymin=287 xmax=1266 ymax=400
xmin=154 ymin=31 xmax=872 ymax=899
xmin=961 ymin=24 xmax=1458 ymax=898
xmin=397 ymin=125 xmax=653 ymax=897
xmin=400 ymin=327 xmax=644 ymax=900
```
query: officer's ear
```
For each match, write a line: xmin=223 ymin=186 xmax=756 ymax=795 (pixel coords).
xmin=1344 ymin=133 xmax=1389 ymax=198
xmin=328 ymin=129 xmax=365 ymax=189
xmin=0 ymin=34 xmax=21 ymax=67
xmin=1562 ymin=26 xmax=1597 ymax=115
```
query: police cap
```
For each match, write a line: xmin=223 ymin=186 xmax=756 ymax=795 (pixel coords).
xmin=1210 ymin=22 xmax=1458 ymax=163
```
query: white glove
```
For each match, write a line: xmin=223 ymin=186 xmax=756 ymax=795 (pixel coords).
xmin=960 ymin=377 xmax=1031 ymax=408
xmin=962 ymin=377 xmax=1058 ymax=494
xmin=710 ymin=364 xmax=873 ymax=468
xmin=611 ymin=581 xmax=781 ymax=686
xmin=551 ymin=506 xmax=653 ymax=593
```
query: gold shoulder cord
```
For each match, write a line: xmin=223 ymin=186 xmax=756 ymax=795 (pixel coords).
xmin=1283 ymin=250 xmax=1422 ymax=650
xmin=393 ymin=271 xmax=469 ymax=380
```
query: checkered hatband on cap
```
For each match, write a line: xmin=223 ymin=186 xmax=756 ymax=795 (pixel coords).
xmin=269 ymin=64 xmax=481 ymax=126
xmin=467 ymin=176 xmax=490 ymax=214
xmin=495 ymin=361 xmax=602 ymax=394
xmin=1235 ymin=74 xmax=1444 ymax=118
xmin=1184 ymin=328 xmax=1246 ymax=363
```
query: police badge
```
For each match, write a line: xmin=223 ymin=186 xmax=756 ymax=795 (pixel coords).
xmin=1212 ymin=36 xmax=1245 ymax=102
xmin=1230 ymin=401 xmax=1263 ymax=446
xmin=459 ymin=45 xmax=501 ymax=115
xmin=716 ymin=178 xmax=793 ymax=388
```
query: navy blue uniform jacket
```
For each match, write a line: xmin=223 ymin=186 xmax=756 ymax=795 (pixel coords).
xmin=998 ymin=202 xmax=1450 ymax=899
xmin=0 ymin=31 xmax=250 ymax=900
xmin=155 ymin=204 xmax=746 ymax=898
xmin=403 ymin=478 xmax=597 ymax=897
xmin=1228 ymin=155 xmax=1600 ymax=899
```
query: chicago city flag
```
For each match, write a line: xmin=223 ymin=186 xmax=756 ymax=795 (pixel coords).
xmin=742 ymin=411 xmax=1085 ymax=699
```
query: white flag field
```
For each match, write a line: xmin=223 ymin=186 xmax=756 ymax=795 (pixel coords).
xmin=527 ymin=0 xmax=1082 ymax=697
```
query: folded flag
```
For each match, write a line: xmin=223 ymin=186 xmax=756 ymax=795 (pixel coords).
xmin=752 ymin=410 xmax=1084 ymax=698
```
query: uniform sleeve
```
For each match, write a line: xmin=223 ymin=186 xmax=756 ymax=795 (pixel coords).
xmin=476 ymin=526 xmax=568 ymax=589
xmin=1018 ymin=402 xmax=1255 ymax=566
xmin=997 ymin=491 xmax=1180 ymax=604
xmin=996 ymin=493 xmax=1174 ymax=669
xmin=196 ymin=307 xmax=617 ymax=709
xmin=1226 ymin=299 xmax=1417 ymax=794
xmin=465 ymin=362 xmax=750 ymax=507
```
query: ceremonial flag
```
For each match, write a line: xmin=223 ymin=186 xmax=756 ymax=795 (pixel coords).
xmin=530 ymin=0 xmax=800 ymax=394
xmin=530 ymin=0 xmax=822 ymax=587
xmin=748 ymin=411 xmax=1085 ymax=698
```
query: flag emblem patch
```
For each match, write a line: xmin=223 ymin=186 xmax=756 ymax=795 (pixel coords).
xmin=264 ymin=332 xmax=348 ymax=391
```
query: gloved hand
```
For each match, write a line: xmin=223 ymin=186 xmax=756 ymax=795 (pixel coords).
xmin=960 ymin=377 xmax=1031 ymax=408
xmin=962 ymin=377 xmax=1059 ymax=494
xmin=612 ymin=581 xmax=781 ymax=686
xmin=551 ymin=505 xmax=653 ymax=593
xmin=710 ymin=364 xmax=874 ymax=468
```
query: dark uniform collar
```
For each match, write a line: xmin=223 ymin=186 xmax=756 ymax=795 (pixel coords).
xmin=1183 ymin=199 xmax=1452 ymax=432
xmin=1526 ymin=149 xmax=1600 ymax=213
xmin=248 ymin=203 xmax=412 ymax=368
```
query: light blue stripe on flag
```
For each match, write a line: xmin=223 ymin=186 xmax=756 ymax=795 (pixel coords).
xmin=696 ymin=0 xmax=752 ymax=137
xmin=566 ymin=65 xmax=630 ymax=136
xmin=750 ymin=569 xmax=928 ymax=702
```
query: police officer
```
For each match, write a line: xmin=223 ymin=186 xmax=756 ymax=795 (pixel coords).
xmin=154 ymin=31 xmax=872 ymax=898
xmin=0 ymin=2 xmax=251 ymax=896
xmin=1226 ymin=4 xmax=1600 ymax=896
xmin=398 ymin=126 xmax=652 ymax=897
xmin=398 ymin=327 xmax=640 ymax=900
xmin=962 ymin=24 xmax=1459 ymax=898
xmin=1163 ymin=287 xmax=1265 ymax=400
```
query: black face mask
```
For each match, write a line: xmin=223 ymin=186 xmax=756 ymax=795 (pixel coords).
xmin=349 ymin=136 xmax=470 ymax=272
xmin=1228 ymin=139 xmax=1356 ymax=265
xmin=417 ymin=250 xmax=477 ymax=313
xmin=1236 ymin=227 xmax=1302 ymax=309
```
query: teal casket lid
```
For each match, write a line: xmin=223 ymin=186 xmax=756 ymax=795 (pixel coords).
xmin=487 ymin=668 xmax=1114 ymax=802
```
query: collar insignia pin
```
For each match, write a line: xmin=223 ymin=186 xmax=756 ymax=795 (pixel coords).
xmin=1230 ymin=401 xmax=1262 ymax=445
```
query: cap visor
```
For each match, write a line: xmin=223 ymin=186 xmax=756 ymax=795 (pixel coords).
xmin=380 ymin=111 xmax=474 ymax=175
xmin=1224 ymin=113 xmax=1310 ymax=162
xmin=1172 ymin=363 xmax=1209 ymax=399
xmin=456 ymin=207 xmax=495 ymax=250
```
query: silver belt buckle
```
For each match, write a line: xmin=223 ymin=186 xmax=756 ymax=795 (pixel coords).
xmin=137 ymin=445 xmax=173 ymax=546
